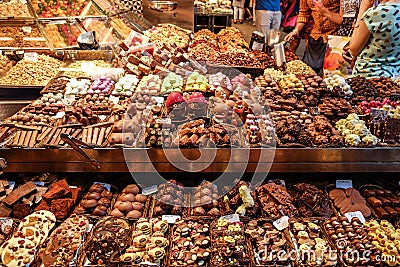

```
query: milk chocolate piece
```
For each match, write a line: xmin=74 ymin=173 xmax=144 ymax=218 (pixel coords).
xmin=13 ymin=203 xmax=31 ymax=219
xmin=3 ymin=181 xmax=36 ymax=206
xmin=384 ymin=206 xmax=398 ymax=217
xmin=367 ymin=197 xmax=382 ymax=207
xmin=0 ymin=203 xmax=12 ymax=217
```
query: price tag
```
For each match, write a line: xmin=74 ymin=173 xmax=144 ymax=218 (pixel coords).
xmin=156 ymin=118 xmax=172 ymax=124
xmin=345 ymin=211 xmax=366 ymax=224
xmin=54 ymin=111 xmax=65 ymax=119
xmin=87 ymin=223 xmax=93 ymax=233
xmin=273 ymin=216 xmax=289 ymax=230
xmin=0 ymin=219 xmax=13 ymax=231
xmin=24 ymin=52 xmax=38 ymax=62
xmin=33 ymin=181 xmax=45 ymax=186
xmin=152 ymin=97 xmax=165 ymax=104
xmin=94 ymin=182 xmax=111 ymax=191
xmin=142 ymin=185 xmax=158 ymax=195
xmin=69 ymin=185 xmax=78 ymax=189
xmin=162 ymin=215 xmax=181 ymax=224
xmin=336 ymin=180 xmax=353 ymax=189
xmin=22 ymin=26 xmax=32 ymax=34
xmin=370 ymin=108 xmax=388 ymax=124
xmin=220 ymin=214 xmax=240 ymax=223
xmin=109 ymin=95 xmax=119 ymax=105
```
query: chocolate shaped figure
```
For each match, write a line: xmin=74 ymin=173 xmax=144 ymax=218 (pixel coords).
xmin=165 ymin=92 xmax=188 ymax=122
xmin=187 ymin=92 xmax=208 ymax=118
xmin=213 ymin=103 xmax=230 ymax=123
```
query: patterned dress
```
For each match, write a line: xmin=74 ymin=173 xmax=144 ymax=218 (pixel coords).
xmin=353 ymin=3 xmax=400 ymax=78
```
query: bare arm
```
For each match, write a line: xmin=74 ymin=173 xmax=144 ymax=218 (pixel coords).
xmin=284 ymin=0 xmax=309 ymax=41
xmin=349 ymin=19 xmax=371 ymax=56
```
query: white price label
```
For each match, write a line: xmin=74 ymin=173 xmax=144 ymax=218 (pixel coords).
xmin=162 ymin=215 xmax=181 ymax=224
xmin=69 ymin=185 xmax=78 ymax=189
xmin=22 ymin=26 xmax=32 ymax=34
xmin=152 ymin=97 xmax=165 ymax=104
xmin=98 ymin=115 xmax=107 ymax=121
xmin=94 ymin=182 xmax=111 ymax=191
xmin=336 ymin=180 xmax=353 ymax=189
xmin=273 ymin=216 xmax=289 ymax=230
xmin=156 ymin=118 xmax=172 ymax=124
xmin=33 ymin=181 xmax=45 ymax=186
xmin=24 ymin=52 xmax=38 ymax=62
xmin=109 ymin=95 xmax=120 ymax=105
xmin=54 ymin=111 xmax=65 ymax=119
xmin=142 ymin=185 xmax=158 ymax=196
xmin=345 ymin=211 xmax=366 ymax=224
xmin=220 ymin=214 xmax=240 ymax=223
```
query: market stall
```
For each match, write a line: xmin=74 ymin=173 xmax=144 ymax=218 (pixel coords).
xmin=1 ymin=1 xmax=400 ymax=266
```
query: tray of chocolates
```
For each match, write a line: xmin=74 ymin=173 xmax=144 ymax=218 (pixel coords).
xmin=168 ymin=219 xmax=212 ymax=267
xmin=34 ymin=179 xmax=81 ymax=221
xmin=288 ymin=183 xmax=335 ymax=218
xmin=222 ymin=181 xmax=261 ymax=219
xmin=210 ymin=217 xmax=252 ymax=266
xmin=288 ymin=218 xmax=338 ymax=267
xmin=360 ymin=184 xmax=400 ymax=219
xmin=110 ymin=184 xmax=150 ymax=221
xmin=73 ymin=182 xmax=116 ymax=218
xmin=78 ymin=216 xmax=131 ymax=267
xmin=38 ymin=126 xmax=83 ymax=148
xmin=148 ymin=179 xmax=185 ymax=217
xmin=327 ymin=185 xmax=371 ymax=218
xmin=256 ymin=181 xmax=299 ymax=219
xmin=0 ymin=181 xmax=48 ymax=219
xmin=364 ymin=219 xmax=400 ymax=266
xmin=187 ymin=181 xmax=224 ymax=218
xmin=322 ymin=216 xmax=380 ymax=266
xmin=35 ymin=215 xmax=90 ymax=267
xmin=245 ymin=219 xmax=292 ymax=266
xmin=1 ymin=210 xmax=57 ymax=267
xmin=119 ymin=218 xmax=169 ymax=266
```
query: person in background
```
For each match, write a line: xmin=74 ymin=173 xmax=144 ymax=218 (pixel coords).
xmin=284 ymin=0 xmax=341 ymax=73
xmin=233 ymin=0 xmax=245 ymax=23
xmin=255 ymin=0 xmax=281 ymax=41
xmin=251 ymin=0 xmax=257 ymax=25
xmin=349 ymin=0 xmax=400 ymax=77
xmin=244 ymin=0 xmax=254 ymax=20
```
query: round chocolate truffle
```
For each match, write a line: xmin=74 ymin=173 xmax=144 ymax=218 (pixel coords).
xmin=120 ymin=193 xmax=135 ymax=202
xmin=83 ymin=199 xmax=98 ymax=209
xmin=135 ymin=194 xmax=147 ymax=203
xmin=93 ymin=205 xmax=107 ymax=216
xmin=118 ymin=202 xmax=133 ymax=213
xmin=132 ymin=202 xmax=143 ymax=211
xmin=74 ymin=206 xmax=87 ymax=215
xmin=89 ymin=184 xmax=105 ymax=193
xmin=124 ymin=184 xmax=140 ymax=195
xmin=126 ymin=210 xmax=142 ymax=219
xmin=86 ymin=192 xmax=101 ymax=200
xmin=101 ymin=190 xmax=113 ymax=200
xmin=98 ymin=197 xmax=111 ymax=207
xmin=110 ymin=209 xmax=124 ymax=217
